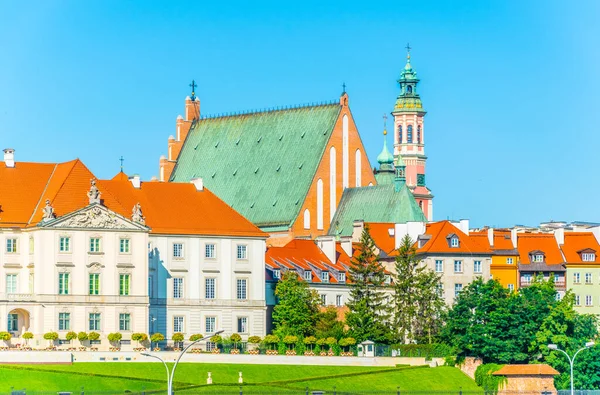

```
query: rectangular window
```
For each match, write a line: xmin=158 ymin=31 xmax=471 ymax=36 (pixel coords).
xmin=585 ymin=295 xmax=593 ymax=306
xmin=173 ymin=278 xmax=184 ymax=299
xmin=320 ymin=294 xmax=327 ymax=305
xmin=119 ymin=313 xmax=131 ymax=331
xmin=574 ymin=273 xmax=581 ymax=284
xmin=205 ymin=278 xmax=216 ymax=299
xmin=89 ymin=237 xmax=101 ymax=253
xmin=6 ymin=238 xmax=17 ymax=253
xmin=59 ymin=237 xmax=70 ymax=252
xmin=237 ymin=245 xmax=247 ymax=260
xmin=582 ymin=253 xmax=595 ymax=262
xmin=585 ymin=273 xmax=592 ymax=284
xmin=575 ymin=295 xmax=581 ymax=306
xmin=435 ymin=260 xmax=444 ymax=273
xmin=450 ymin=237 xmax=459 ymax=247
xmin=508 ymin=284 xmax=515 ymax=292
xmin=205 ymin=316 xmax=216 ymax=333
xmin=454 ymin=260 xmax=462 ymax=273
xmin=273 ymin=269 xmax=281 ymax=279
xmin=237 ymin=317 xmax=248 ymax=333
xmin=6 ymin=274 xmax=17 ymax=294
xmin=173 ymin=316 xmax=184 ymax=333
xmin=454 ymin=283 xmax=463 ymax=297
xmin=555 ymin=292 xmax=562 ymax=301
xmin=304 ymin=271 xmax=312 ymax=281
xmin=205 ymin=243 xmax=216 ymax=258
xmin=58 ymin=313 xmax=70 ymax=331
xmin=506 ymin=257 xmax=514 ymax=265
xmin=321 ymin=272 xmax=329 ymax=282
xmin=89 ymin=273 xmax=100 ymax=295
xmin=336 ymin=295 xmax=343 ymax=307
xmin=119 ymin=274 xmax=130 ymax=296
xmin=119 ymin=238 xmax=130 ymax=254
xmin=89 ymin=313 xmax=101 ymax=331
xmin=58 ymin=273 xmax=69 ymax=295
xmin=7 ymin=313 xmax=18 ymax=332
xmin=338 ymin=272 xmax=346 ymax=282
xmin=533 ymin=254 xmax=544 ymax=262
xmin=173 ymin=243 xmax=184 ymax=258
xmin=473 ymin=260 xmax=482 ymax=273
xmin=237 ymin=279 xmax=247 ymax=300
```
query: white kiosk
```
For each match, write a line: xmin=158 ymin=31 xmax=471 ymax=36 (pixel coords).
xmin=357 ymin=340 xmax=375 ymax=357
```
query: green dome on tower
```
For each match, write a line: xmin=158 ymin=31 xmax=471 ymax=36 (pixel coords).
xmin=377 ymin=130 xmax=394 ymax=165
xmin=393 ymin=45 xmax=426 ymax=114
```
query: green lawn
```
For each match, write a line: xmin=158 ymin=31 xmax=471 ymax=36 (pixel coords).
xmin=0 ymin=363 xmax=479 ymax=393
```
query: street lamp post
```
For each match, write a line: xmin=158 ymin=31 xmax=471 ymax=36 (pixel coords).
xmin=547 ymin=341 xmax=595 ymax=395
xmin=142 ymin=330 xmax=224 ymax=395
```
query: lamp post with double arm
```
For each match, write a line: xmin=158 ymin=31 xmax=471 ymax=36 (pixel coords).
xmin=547 ymin=341 xmax=595 ymax=395
xmin=142 ymin=330 xmax=224 ymax=395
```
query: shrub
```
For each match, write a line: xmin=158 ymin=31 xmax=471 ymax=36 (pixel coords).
xmin=230 ymin=333 xmax=242 ymax=343
xmin=189 ymin=334 xmax=204 ymax=342
xmin=0 ymin=332 xmax=12 ymax=341
xmin=304 ymin=336 xmax=316 ymax=345
xmin=475 ymin=364 xmax=506 ymax=393
xmin=263 ymin=334 xmax=280 ymax=349
xmin=43 ymin=332 xmax=59 ymax=341
xmin=78 ymin=332 xmax=89 ymax=342
xmin=316 ymin=338 xmax=327 ymax=347
xmin=339 ymin=337 xmax=356 ymax=349
xmin=131 ymin=333 xmax=148 ymax=342
xmin=247 ymin=336 xmax=261 ymax=344
xmin=65 ymin=331 xmax=78 ymax=341
xmin=150 ymin=333 xmax=165 ymax=343
xmin=22 ymin=332 xmax=33 ymax=340
xmin=107 ymin=333 xmax=122 ymax=343
xmin=88 ymin=332 xmax=100 ymax=341
xmin=210 ymin=335 xmax=222 ymax=344
xmin=283 ymin=335 xmax=298 ymax=345
xmin=172 ymin=333 xmax=184 ymax=342
xmin=325 ymin=337 xmax=337 ymax=347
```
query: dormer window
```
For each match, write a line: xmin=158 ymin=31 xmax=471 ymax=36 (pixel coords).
xmin=321 ymin=272 xmax=329 ymax=283
xmin=533 ymin=254 xmax=544 ymax=262
xmin=338 ymin=272 xmax=346 ymax=282
xmin=304 ymin=271 xmax=312 ymax=281
xmin=273 ymin=269 xmax=280 ymax=279
xmin=582 ymin=253 xmax=595 ymax=262
xmin=450 ymin=237 xmax=459 ymax=248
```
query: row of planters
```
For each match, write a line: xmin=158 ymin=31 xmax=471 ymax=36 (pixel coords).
xmin=0 ymin=331 xmax=149 ymax=351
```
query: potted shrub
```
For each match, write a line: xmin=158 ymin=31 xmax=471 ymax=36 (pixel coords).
xmin=172 ymin=332 xmax=184 ymax=351
xmin=0 ymin=331 xmax=11 ymax=351
xmin=189 ymin=334 xmax=203 ymax=353
xmin=107 ymin=333 xmax=122 ymax=351
xmin=43 ymin=331 xmax=58 ymax=350
xmin=210 ymin=335 xmax=222 ymax=354
xmin=263 ymin=334 xmax=279 ymax=355
xmin=150 ymin=333 xmax=165 ymax=351
xmin=22 ymin=332 xmax=33 ymax=350
xmin=65 ymin=331 xmax=77 ymax=351
xmin=247 ymin=336 xmax=261 ymax=355
xmin=339 ymin=337 xmax=356 ymax=356
xmin=303 ymin=336 xmax=316 ymax=356
xmin=230 ymin=333 xmax=242 ymax=354
xmin=77 ymin=332 xmax=88 ymax=351
xmin=88 ymin=331 xmax=100 ymax=351
xmin=131 ymin=333 xmax=148 ymax=352
xmin=316 ymin=338 xmax=327 ymax=356
xmin=325 ymin=337 xmax=337 ymax=356
xmin=283 ymin=335 xmax=298 ymax=356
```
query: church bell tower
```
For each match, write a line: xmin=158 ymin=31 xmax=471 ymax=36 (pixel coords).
xmin=392 ymin=45 xmax=433 ymax=220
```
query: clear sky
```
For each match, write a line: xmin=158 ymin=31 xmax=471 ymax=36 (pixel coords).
xmin=1 ymin=0 xmax=598 ymax=228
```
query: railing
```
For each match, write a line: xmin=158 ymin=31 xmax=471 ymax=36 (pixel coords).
xmin=520 ymin=279 xmax=565 ymax=288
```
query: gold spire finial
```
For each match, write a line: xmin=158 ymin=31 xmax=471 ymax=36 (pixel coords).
xmin=405 ymin=43 xmax=411 ymax=60
xmin=383 ymin=114 xmax=388 ymax=135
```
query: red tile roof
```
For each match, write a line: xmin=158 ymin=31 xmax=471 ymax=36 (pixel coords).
xmin=471 ymin=229 xmax=516 ymax=251
xmin=493 ymin=364 xmax=559 ymax=376
xmin=416 ymin=221 xmax=491 ymax=255
xmin=365 ymin=222 xmax=396 ymax=255
xmin=561 ymin=232 xmax=600 ymax=264
xmin=517 ymin=233 xmax=564 ymax=265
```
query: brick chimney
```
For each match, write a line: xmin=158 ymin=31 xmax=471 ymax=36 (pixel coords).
xmin=3 ymin=148 xmax=15 ymax=168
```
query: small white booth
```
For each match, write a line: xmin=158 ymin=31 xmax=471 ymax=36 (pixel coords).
xmin=357 ymin=340 xmax=375 ymax=357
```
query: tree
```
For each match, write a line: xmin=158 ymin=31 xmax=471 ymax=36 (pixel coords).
xmin=315 ymin=306 xmax=345 ymax=340
xmin=392 ymin=235 xmax=445 ymax=344
xmin=273 ymin=271 xmax=320 ymax=337
xmin=345 ymin=225 xmax=392 ymax=343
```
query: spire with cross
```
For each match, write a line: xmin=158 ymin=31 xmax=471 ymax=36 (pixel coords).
xmin=342 ymin=82 xmax=347 ymax=95
xmin=119 ymin=156 xmax=124 ymax=172
xmin=405 ymin=43 xmax=411 ymax=59
xmin=383 ymin=114 xmax=388 ymax=135
xmin=189 ymin=79 xmax=198 ymax=100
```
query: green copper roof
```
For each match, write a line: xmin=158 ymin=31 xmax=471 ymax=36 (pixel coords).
xmin=375 ymin=171 xmax=395 ymax=185
xmin=393 ymin=55 xmax=426 ymax=114
xmin=171 ymin=102 xmax=341 ymax=228
xmin=327 ymin=183 xmax=427 ymax=236
xmin=377 ymin=132 xmax=394 ymax=165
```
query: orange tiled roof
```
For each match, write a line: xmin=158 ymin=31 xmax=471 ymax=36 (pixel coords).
xmin=561 ymin=232 xmax=600 ymax=264
xmin=365 ymin=222 xmax=396 ymax=255
xmin=471 ymin=229 xmax=516 ymax=251
xmin=416 ymin=221 xmax=491 ymax=255
xmin=517 ymin=233 xmax=564 ymax=265
xmin=493 ymin=364 xmax=559 ymax=376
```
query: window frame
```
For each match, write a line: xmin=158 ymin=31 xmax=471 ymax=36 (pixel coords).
xmin=585 ymin=272 xmax=592 ymax=284
xmin=58 ymin=272 xmax=70 ymax=295
xmin=59 ymin=236 xmax=71 ymax=253
xmin=89 ymin=273 xmax=100 ymax=295
xmin=236 ymin=244 xmax=248 ymax=260
xmin=205 ymin=243 xmax=216 ymax=259
xmin=435 ymin=260 xmax=444 ymax=273
xmin=237 ymin=317 xmax=248 ymax=334
xmin=453 ymin=260 xmax=463 ymax=273
xmin=454 ymin=283 xmax=463 ymax=297
xmin=236 ymin=278 xmax=248 ymax=300
xmin=304 ymin=271 xmax=312 ymax=281
xmin=205 ymin=277 xmax=216 ymax=299
xmin=89 ymin=237 xmax=101 ymax=253
xmin=321 ymin=271 xmax=329 ymax=282
xmin=336 ymin=294 xmax=343 ymax=307
xmin=450 ymin=237 xmax=459 ymax=248
xmin=585 ymin=295 xmax=593 ymax=306
xmin=582 ymin=252 xmax=595 ymax=262
xmin=205 ymin=316 xmax=216 ymax=334
xmin=474 ymin=260 xmax=482 ymax=274
xmin=320 ymin=294 xmax=327 ymax=305
xmin=574 ymin=272 xmax=581 ymax=284
xmin=119 ymin=274 xmax=131 ymax=296
xmin=119 ymin=238 xmax=131 ymax=254
xmin=506 ymin=257 xmax=514 ymax=265
xmin=6 ymin=238 xmax=18 ymax=253
xmin=173 ymin=316 xmax=184 ymax=333
xmin=119 ymin=313 xmax=131 ymax=331
xmin=6 ymin=274 xmax=17 ymax=294
xmin=89 ymin=313 xmax=101 ymax=331
xmin=173 ymin=243 xmax=184 ymax=259
xmin=173 ymin=277 xmax=184 ymax=299
xmin=58 ymin=312 xmax=71 ymax=331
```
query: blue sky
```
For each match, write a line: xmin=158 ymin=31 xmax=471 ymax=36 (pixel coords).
xmin=1 ymin=0 xmax=598 ymax=228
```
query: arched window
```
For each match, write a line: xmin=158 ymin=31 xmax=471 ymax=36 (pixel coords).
xmin=407 ymin=125 xmax=413 ymax=143
xmin=317 ymin=179 xmax=324 ymax=230
xmin=355 ymin=149 xmax=362 ymax=187
xmin=407 ymin=85 xmax=413 ymax=94
xmin=303 ymin=209 xmax=310 ymax=230
xmin=417 ymin=126 xmax=421 ymax=144
xmin=398 ymin=125 xmax=403 ymax=144
xmin=342 ymin=115 xmax=349 ymax=189
xmin=329 ymin=147 xmax=336 ymax=222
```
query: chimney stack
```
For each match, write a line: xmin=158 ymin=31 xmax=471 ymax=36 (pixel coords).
xmin=129 ymin=174 xmax=141 ymax=189
xmin=316 ymin=235 xmax=336 ymax=265
xmin=191 ymin=177 xmax=204 ymax=191
xmin=487 ymin=228 xmax=494 ymax=248
xmin=340 ymin=236 xmax=352 ymax=257
xmin=3 ymin=148 xmax=15 ymax=168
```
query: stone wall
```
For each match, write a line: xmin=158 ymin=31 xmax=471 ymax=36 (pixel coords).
xmin=459 ymin=356 xmax=483 ymax=379
xmin=499 ymin=376 xmax=557 ymax=395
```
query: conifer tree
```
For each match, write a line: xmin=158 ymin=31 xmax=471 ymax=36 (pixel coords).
xmin=345 ymin=225 xmax=391 ymax=343
xmin=393 ymin=235 xmax=445 ymax=344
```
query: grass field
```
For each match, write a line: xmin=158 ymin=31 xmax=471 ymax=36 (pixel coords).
xmin=0 ymin=363 xmax=481 ymax=394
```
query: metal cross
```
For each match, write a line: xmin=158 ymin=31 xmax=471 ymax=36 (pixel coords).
xmin=405 ymin=43 xmax=411 ymax=54
xmin=342 ymin=82 xmax=346 ymax=94
xmin=383 ymin=114 xmax=387 ymax=128
xmin=189 ymin=80 xmax=197 ymax=100
xmin=119 ymin=156 xmax=124 ymax=172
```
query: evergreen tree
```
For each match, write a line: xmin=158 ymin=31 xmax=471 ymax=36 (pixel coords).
xmin=345 ymin=225 xmax=392 ymax=343
xmin=393 ymin=235 xmax=445 ymax=344
xmin=273 ymin=271 xmax=320 ymax=337
xmin=315 ymin=306 xmax=345 ymax=340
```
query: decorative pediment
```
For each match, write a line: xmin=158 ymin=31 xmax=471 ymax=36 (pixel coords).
xmin=39 ymin=204 xmax=149 ymax=231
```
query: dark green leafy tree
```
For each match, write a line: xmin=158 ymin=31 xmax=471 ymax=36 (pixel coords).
xmin=315 ymin=306 xmax=345 ymax=340
xmin=345 ymin=225 xmax=392 ymax=343
xmin=393 ymin=235 xmax=445 ymax=344
xmin=273 ymin=270 xmax=320 ymax=337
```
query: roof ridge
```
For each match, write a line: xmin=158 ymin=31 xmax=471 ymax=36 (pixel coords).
xmin=198 ymin=100 xmax=339 ymax=120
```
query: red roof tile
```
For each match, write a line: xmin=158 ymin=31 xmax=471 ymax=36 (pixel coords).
xmin=416 ymin=221 xmax=491 ymax=255
xmin=493 ymin=364 xmax=559 ymax=376
xmin=517 ymin=233 xmax=564 ymax=265
xmin=561 ymin=232 xmax=600 ymax=264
